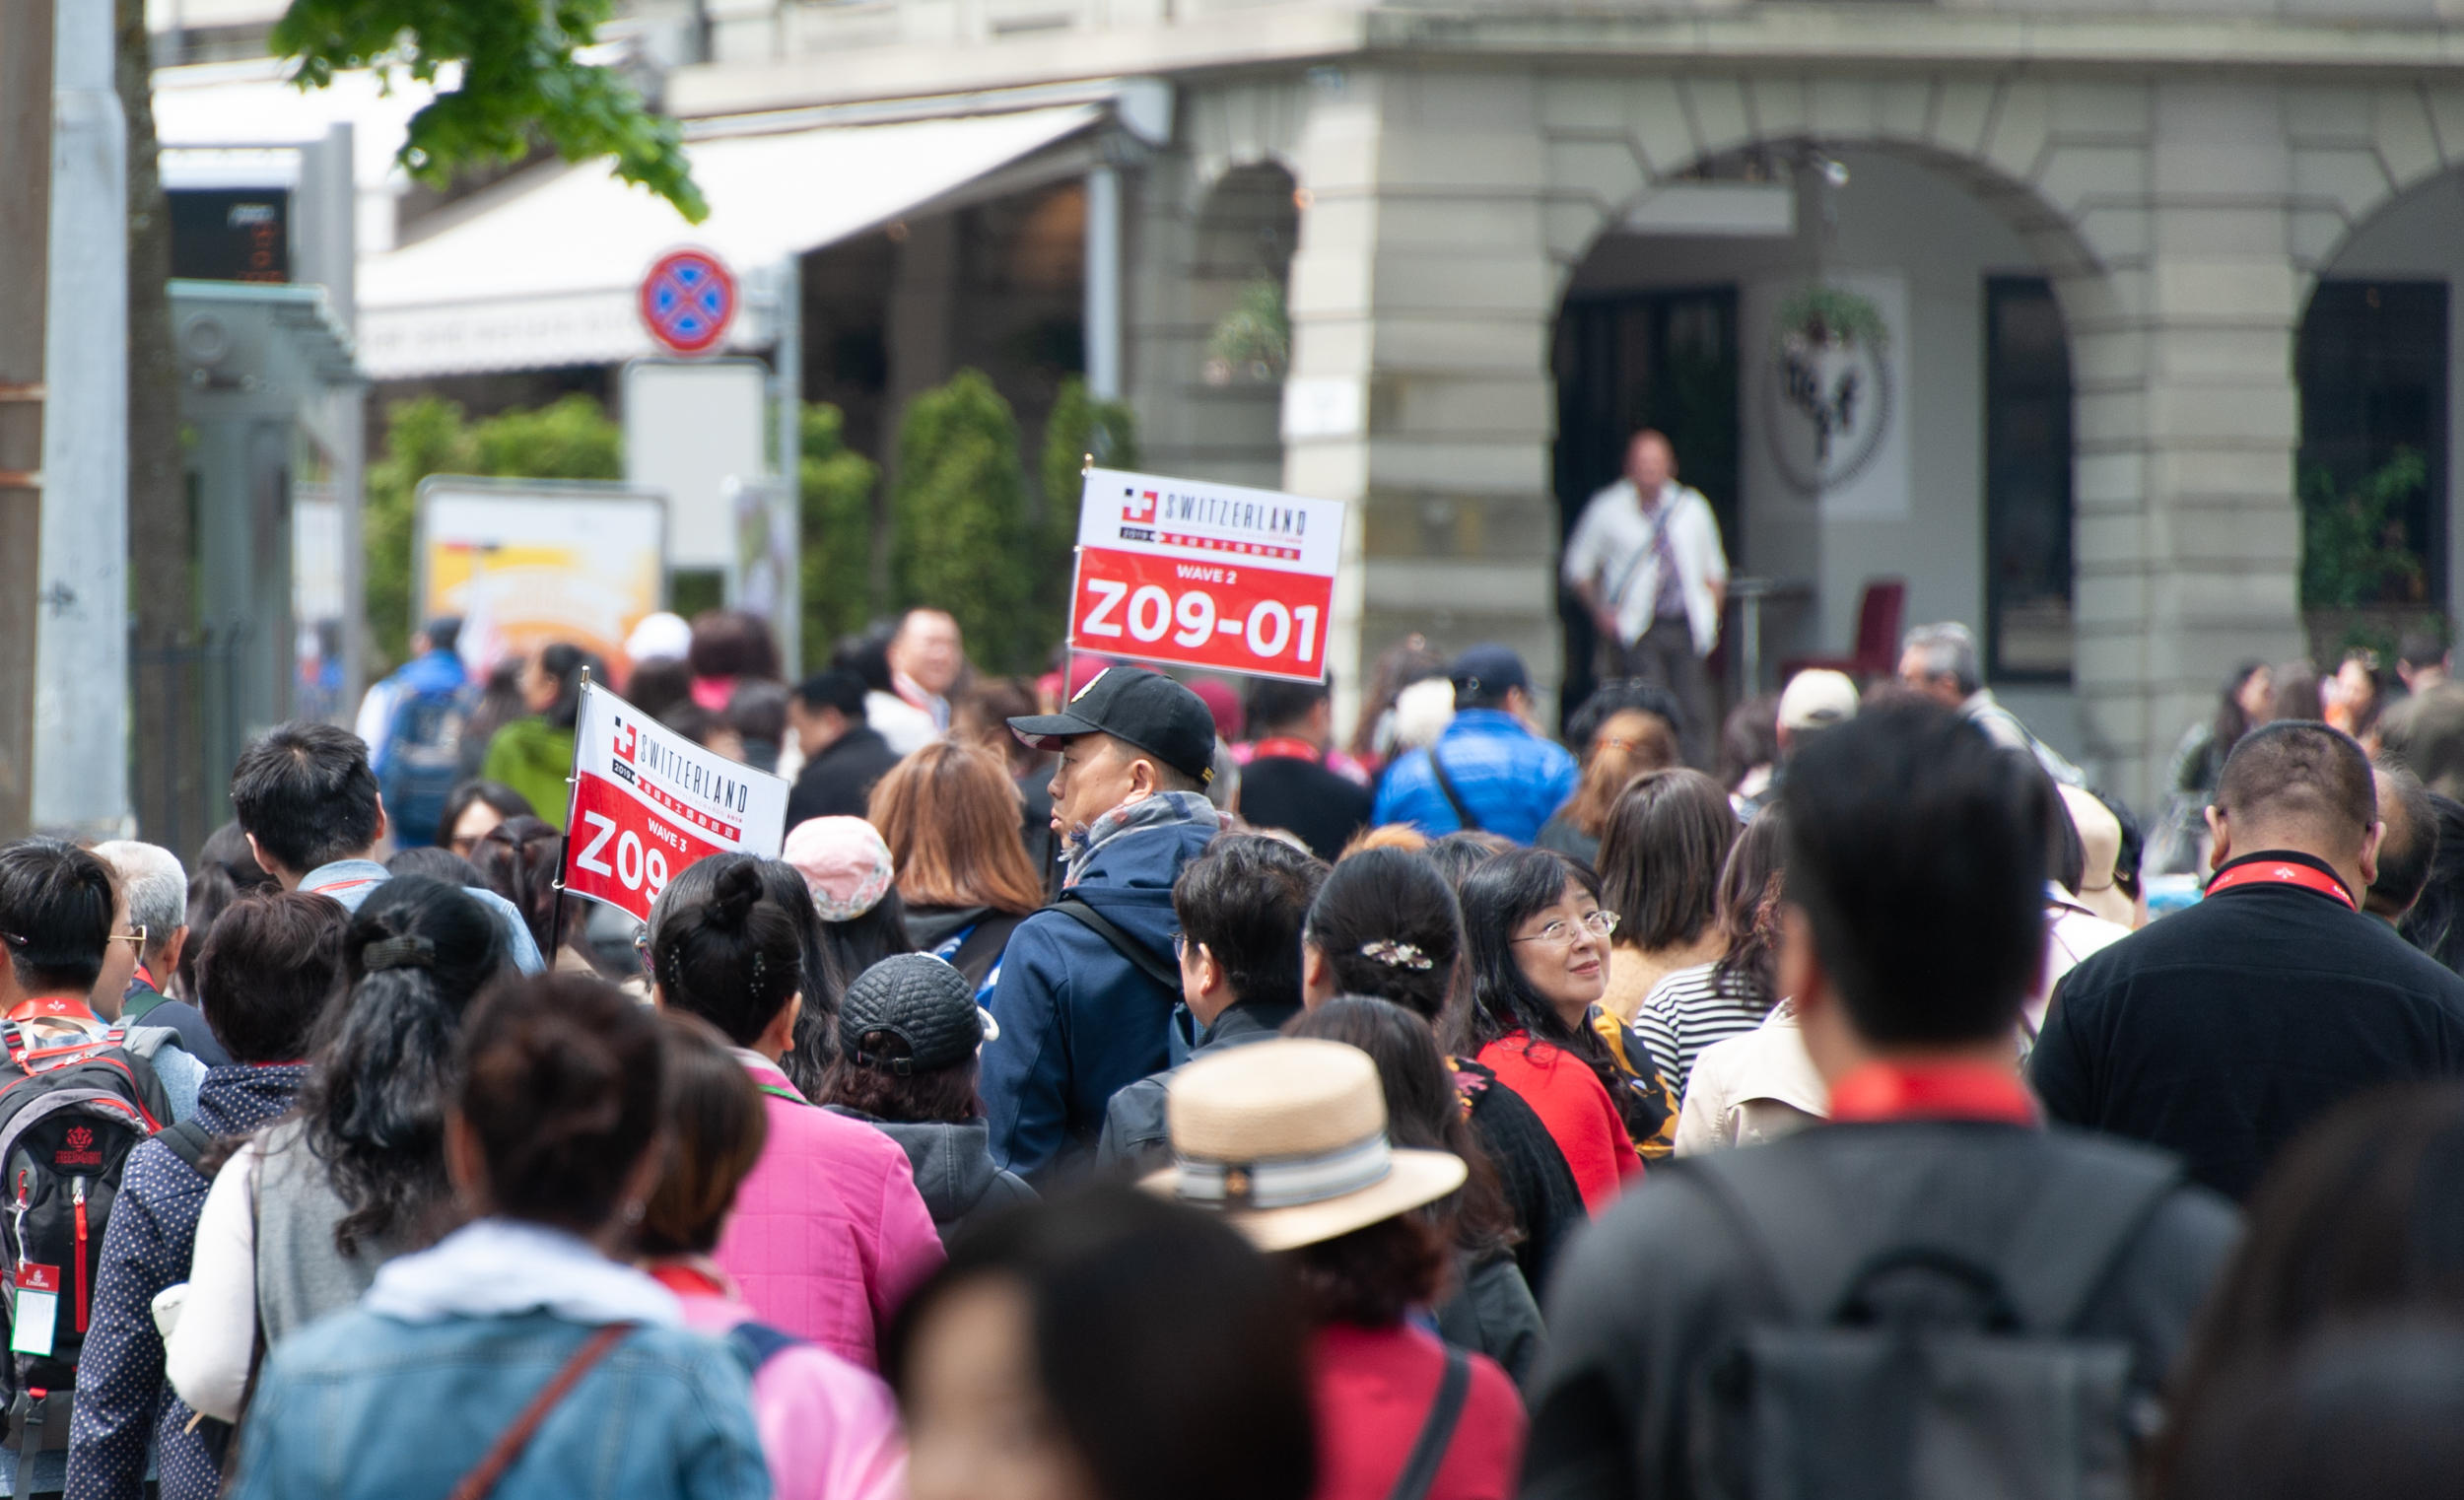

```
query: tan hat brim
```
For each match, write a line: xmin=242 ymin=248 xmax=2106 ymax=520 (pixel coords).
xmin=2078 ymin=881 xmax=2137 ymax=929
xmin=1138 ymin=1148 xmax=1469 ymax=1253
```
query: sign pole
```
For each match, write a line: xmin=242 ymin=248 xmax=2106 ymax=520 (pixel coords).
xmin=552 ymin=664 xmax=590 ymax=956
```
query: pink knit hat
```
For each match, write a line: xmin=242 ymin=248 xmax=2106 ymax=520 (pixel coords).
xmin=781 ymin=816 xmax=896 ymax=922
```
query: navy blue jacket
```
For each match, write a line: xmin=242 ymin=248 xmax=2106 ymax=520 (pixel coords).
xmin=65 ymin=1063 xmax=308 ymax=1500
xmin=981 ymin=812 xmax=1215 ymax=1181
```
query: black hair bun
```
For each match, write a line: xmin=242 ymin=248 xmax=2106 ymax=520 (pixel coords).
xmin=709 ymin=860 xmax=764 ymax=930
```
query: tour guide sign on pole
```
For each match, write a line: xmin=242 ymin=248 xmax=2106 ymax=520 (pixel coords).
xmin=560 ymin=677 xmax=790 ymax=924
xmin=1067 ymin=467 xmax=1346 ymax=683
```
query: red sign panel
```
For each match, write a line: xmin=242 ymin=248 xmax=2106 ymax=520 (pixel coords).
xmin=638 ymin=247 xmax=737 ymax=357
xmin=562 ymin=683 xmax=790 ymax=923
xmin=1068 ymin=468 xmax=1347 ymax=683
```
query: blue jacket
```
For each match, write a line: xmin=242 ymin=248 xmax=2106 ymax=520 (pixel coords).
xmin=1371 ymin=709 xmax=1579 ymax=845
xmin=980 ymin=811 xmax=1215 ymax=1181
xmin=229 ymin=1311 xmax=768 ymax=1500
xmin=301 ymin=859 xmax=547 ymax=976
xmin=66 ymin=1063 xmax=308 ymax=1500
xmin=367 ymin=649 xmax=467 ymax=774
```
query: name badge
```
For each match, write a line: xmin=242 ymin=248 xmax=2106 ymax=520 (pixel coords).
xmin=11 ymin=1264 xmax=58 ymax=1357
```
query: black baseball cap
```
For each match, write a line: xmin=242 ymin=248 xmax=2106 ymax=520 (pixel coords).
xmin=841 ymin=954 xmax=989 ymax=1074
xmin=1450 ymin=644 xmax=1531 ymax=701
xmin=1009 ymin=666 xmax=1218 ymax=786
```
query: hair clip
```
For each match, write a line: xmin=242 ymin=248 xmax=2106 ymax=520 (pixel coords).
xmin=363 ymin=934 xmax=436 ymax=973
xmin=1359 ymin=939 xmax=1434 ymax=971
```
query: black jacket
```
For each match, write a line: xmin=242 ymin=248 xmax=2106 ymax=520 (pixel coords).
xmin=2031 ymin=849 xmax=2464 ymax=1201
xmin=1522 ymin=1121 xmax=2239 ymax=1500
xmin=1239 ymin=752 xmax=1372 ymax=862
xmin=785 ymin=726 xmax=904 ymax=828
xmin=1092 ymin=1000 xmax=1299 ymax=1179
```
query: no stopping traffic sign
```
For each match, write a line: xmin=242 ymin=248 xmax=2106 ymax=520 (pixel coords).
xmin=639 ymin=247 xmax=737 ymax=356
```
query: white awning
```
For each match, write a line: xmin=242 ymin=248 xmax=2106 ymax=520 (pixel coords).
xmin=356 ymin=104 xmax=1103 ymax=380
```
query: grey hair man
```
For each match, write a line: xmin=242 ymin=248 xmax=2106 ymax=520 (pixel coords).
xmin=1896 ymin=621 xmax=2085 ymax=785
xmin=88 ymin=841 xmax=232 ymax=1065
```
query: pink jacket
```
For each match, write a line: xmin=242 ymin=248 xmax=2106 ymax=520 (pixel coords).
xmin=676 ymin=1288 xmax=909 ymax=1500
xmin=713 ymin=1053 xmax=946 ymax=1370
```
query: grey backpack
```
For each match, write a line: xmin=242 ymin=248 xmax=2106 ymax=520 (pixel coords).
xmin=1681 ymin=1139 xmax=2183 ymax=1500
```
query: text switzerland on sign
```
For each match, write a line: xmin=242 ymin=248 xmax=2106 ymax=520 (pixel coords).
xmin=563 ymin=682 xmax=791 ymax=923
xmin=1069 ymin=467 xmax=1347 ymax=684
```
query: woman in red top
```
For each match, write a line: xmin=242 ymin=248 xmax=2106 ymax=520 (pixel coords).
xmin=1460 ymin=849 xmax=1646 ymax=1212
xmin=1146 ymin=1037 xmax=1527 ymax=1500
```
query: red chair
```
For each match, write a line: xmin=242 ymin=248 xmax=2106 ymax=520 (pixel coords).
xmin=1781 ymin=579 xmax=1906 ymax=685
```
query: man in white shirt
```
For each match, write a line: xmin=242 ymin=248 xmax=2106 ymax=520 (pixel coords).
xmin=1563 ymin=429 xmax=1730 ymax=766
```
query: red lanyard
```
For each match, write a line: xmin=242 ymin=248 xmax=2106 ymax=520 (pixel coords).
xmin=2206 ymin=858 xmax=2356 ymax=910
xmin=1250 ymin=737 xmax=1322 ymax=763
xmin=648 ymin=1262 xmax=728 ymax=1299
xmin=1829 ymin=1061 xmax=2038 ymax=1126
xmin=131 ymin=965 xmax=156 ymax=992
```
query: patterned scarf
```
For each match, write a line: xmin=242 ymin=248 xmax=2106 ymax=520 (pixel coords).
xmin=1064 ymin=791 xmax=1223 ymax=887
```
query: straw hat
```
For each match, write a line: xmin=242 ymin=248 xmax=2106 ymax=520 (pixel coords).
xmin=2058 ymin=784 xmax=2136 ymax=929
xmin=1141 ymin=1038 xmax=1467 ymax=1253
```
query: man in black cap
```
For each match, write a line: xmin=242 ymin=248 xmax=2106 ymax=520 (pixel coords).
xmin=980 ymin=666 xmax=1225 ymax=1180
xmin=1371 ymin=643 xmax=1578 ymax=844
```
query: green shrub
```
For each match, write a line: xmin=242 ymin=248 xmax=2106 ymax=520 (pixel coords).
xmin=1037 ymin=376 xmax=1138 ymax=623
xmin=800 ymin=402 xmax=881 ymax=667
xmin=2300 ymin=448 xmax=2429 ymax=610
xmin=892 ymin=370 xmax=1039 ymax=672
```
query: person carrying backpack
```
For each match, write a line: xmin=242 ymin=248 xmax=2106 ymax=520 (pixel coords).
xmin=642 ymin=1009 xmax=907 ymax=1500
xmin=0 ymin=840 xmax=178 ymax=1500
xmin=358 ymin=617 xmax=472 ymax=850
xmin=983 ymin=668 xmax=1224 ymax=1180
xmin=65 ymin=891 xmax=342 ymax=1500
xmin=1522 ymin=702 xmax=2242 ymax=1500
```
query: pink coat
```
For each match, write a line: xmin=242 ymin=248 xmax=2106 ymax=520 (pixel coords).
xmin=676 ymin=1289 xmax=909 ymax=1500
xmin=713 ymin=1053 xmax=946 ymax=1370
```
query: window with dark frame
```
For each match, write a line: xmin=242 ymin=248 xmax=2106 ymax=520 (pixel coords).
xmin=1984 ymin=276 xmax=2075 ymax=684
xmin=2294 ymin=280 xmax=2447 ymax=620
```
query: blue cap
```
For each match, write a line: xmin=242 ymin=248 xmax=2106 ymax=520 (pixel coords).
xmin=1449 ymin=644 xmax=1530 ymax=703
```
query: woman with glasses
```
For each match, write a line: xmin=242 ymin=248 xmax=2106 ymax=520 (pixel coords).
xmin=1636 ymin=806 xmax=1789 ymax=1103
xmin=1458 ymin=848 xmax=1643 ymax=1212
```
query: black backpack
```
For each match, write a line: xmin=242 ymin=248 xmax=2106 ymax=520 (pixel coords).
xmin=0 ymin=1008 xmax=172 ymax=1492
xmin=1681 ymin=1139 xmax=2183 ymax=1500
xmin=379 ymin=681 xmax=476 ymax=848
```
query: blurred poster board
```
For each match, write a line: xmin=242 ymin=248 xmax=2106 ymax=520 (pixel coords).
xmin=416 ymin=477 xmax=667 ymax=674
xmin=623 ymin=358 xmax=769 ymax=571
xmin=726 ymin=475 xmax=799 ymax=676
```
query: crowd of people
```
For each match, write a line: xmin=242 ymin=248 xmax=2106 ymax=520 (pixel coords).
xmin=19 ymin=565 xmax=2464 ymax=1498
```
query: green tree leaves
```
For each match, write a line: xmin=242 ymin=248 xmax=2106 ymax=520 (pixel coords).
xmin=275 ymin=0 xmax=706 ymax=221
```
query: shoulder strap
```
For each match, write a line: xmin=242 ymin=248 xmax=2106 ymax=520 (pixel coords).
xmin=1386 ymin=1344 xmax=1473 ymax=1500
xmin=724 ymin=1321 xmax=806 ymax=1376
xmin=1426 ymin=753 xmax=1481 ymax=833
xmin=1047 ymin=898 xmax=1182 ymax=994
xmin=1682 ymin=1137 xmax=2188 ymax=1333
xmin=157 ymin=1118 xmax=214 ymax=1174
xmin=445 ymin=1323 xmax=635 ymax=1500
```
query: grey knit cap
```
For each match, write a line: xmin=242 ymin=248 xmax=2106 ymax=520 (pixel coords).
xmin=839 ymin=953 xmax=986 ymax=1074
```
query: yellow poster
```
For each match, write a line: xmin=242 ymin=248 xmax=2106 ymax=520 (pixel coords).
xmin=416 ymin=478 xmax=666 ymax=673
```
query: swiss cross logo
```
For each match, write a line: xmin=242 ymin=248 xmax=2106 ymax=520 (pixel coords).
xmin=615 ymin=719 xmax=637 ymax=761
xmin=1124 ymin=488 xmax=1157 ymax=523
xmin=63 ymin=1127 xmax=89 ymax=1150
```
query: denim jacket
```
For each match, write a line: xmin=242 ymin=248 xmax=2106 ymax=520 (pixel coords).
xmin=231 ymin=1220 xmax=767 ymax=1499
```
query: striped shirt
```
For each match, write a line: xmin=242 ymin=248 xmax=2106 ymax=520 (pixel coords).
xmin=1637 ymin=961 xmax=1775 ymax=1102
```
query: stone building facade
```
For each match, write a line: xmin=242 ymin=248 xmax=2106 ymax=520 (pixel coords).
xmin=669 ymin=3 xmax=2464 ymax=802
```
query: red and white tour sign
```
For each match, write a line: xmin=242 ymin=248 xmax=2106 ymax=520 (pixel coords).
xmin=1069 ymin=467 xmax=1347 ymax=683
xmin=563 ymin=681 xmax=790 ymax=923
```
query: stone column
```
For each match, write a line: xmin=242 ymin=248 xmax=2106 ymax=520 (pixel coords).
xmin=2072 ymin=80 xmax=2304 ymax=806
xmin=1280 ymin=67 xmax=1563 ymax=731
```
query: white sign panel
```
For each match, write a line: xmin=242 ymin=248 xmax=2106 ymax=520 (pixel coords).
xmin=623 ymin=358 xmax=771 ymax=570
xmin=1755 ymin=272 xmax=1911 ymax=520
xmin=416 ymin=478 xmax=666 ymax=673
